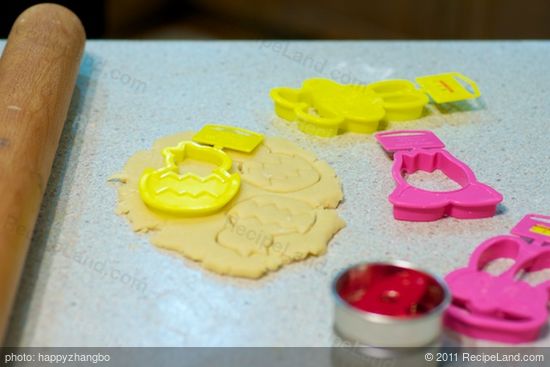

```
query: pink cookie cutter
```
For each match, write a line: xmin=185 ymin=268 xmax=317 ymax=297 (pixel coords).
xmin=375 ymin=130 xmax=503 ymax=221
xmin=444 ymin=214 xmax=550 ymax=344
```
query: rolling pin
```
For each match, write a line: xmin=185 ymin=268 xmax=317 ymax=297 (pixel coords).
xmin=0 ymin=4 xmax=85 ymax=341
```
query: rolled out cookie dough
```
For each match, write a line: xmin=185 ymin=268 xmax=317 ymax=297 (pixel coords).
xmin=111 ymin=131 xmax=345 ymax=278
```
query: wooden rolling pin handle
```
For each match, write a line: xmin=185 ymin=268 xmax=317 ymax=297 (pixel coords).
xmin=0 ymin=4 xmax=85 ymax=341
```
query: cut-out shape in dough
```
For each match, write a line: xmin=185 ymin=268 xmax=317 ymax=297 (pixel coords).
xmin=111 ymin=131 xmax=345 ymax=278
xmin=217 ymin=196 xmax=317 ymax=257
xmin=237 ymin=145 xmax=320 ymax=192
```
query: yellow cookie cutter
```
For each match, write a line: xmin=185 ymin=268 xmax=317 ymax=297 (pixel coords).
xmin=271 ymin=78 xmax=386 ymax=137
xmin=365 ymin=79 xmax=429 ymax=121
xmin=139 ymin=125 xmax=263 ymax=216
xmin=270 ymin=72 xmax=480 ymax=137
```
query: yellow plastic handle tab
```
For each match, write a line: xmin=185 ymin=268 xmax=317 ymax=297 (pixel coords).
xmin=139 ymin=141 xmax=240 ymax=216
xmin=192 ymin=124 xmax=264 ymax=153
xmin=415 ymin=72 xmax=481 ymax=104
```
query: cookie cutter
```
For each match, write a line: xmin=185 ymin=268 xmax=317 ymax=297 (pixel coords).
xmin=375 ymin=130 xmax=503 ymax=222
xmin=333 ymin=261 xmax=450 ymax=347
xmin=365 ymin=79 xmax=429 ymax=122
xmin=444 ymin=214 xmax=550 ymax=344
xmin=270 ymin=78 xmax=386 ymax=137
xmin=270 ymin=72 xmax=480 ymax=137
xmin=139 ymin=125 xmax=263 ymax=216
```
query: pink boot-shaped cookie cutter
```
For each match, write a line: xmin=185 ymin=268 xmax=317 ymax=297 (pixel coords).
xmin=375 ymin=130 xmax=503 ymax=221
xmin=444 ymin=214 xmax=550 ymax=344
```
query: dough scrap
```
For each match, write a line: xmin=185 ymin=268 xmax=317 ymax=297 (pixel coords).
xmin=112 ymin=131 xmax=345 ymax=278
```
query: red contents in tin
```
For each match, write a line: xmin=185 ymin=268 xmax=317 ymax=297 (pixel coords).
xmin=336 ymin=264 xmax=445 ymax=317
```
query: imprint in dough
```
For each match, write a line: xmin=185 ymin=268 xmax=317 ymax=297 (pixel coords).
xmin=217 ymin=196 xmax=317 ymax=257
xmin=237 ymin=145 xmax=320 ymax=192
xmin=111 ymin=131 xmax=345 ymax=278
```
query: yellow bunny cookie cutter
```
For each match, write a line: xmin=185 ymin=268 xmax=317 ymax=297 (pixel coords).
xmin=270 ymin=72 xmax=480 ymax=137
xmin=139 ymin=125 xmax=263 ymax=216
xmin=270 ymin=78 xmax=386 ymax=137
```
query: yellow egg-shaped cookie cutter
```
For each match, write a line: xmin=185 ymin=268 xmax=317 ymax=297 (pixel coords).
xmin=139 ymin=125 xmax=263 ymax=216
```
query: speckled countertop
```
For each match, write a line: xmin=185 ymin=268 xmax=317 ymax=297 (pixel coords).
xmin=3 ymin=41 xmax=549 ymax=347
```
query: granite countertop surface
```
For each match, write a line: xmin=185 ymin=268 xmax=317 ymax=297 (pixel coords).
xmin=2 ymin=41 xmax=549 ymax=347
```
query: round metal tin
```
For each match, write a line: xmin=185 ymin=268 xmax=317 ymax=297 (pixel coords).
xmin=332 ymin=260 xmax=451 ymax=348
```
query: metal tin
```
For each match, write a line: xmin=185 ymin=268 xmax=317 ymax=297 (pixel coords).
xmin=332 ymin=260 xmax=451 ymax=348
